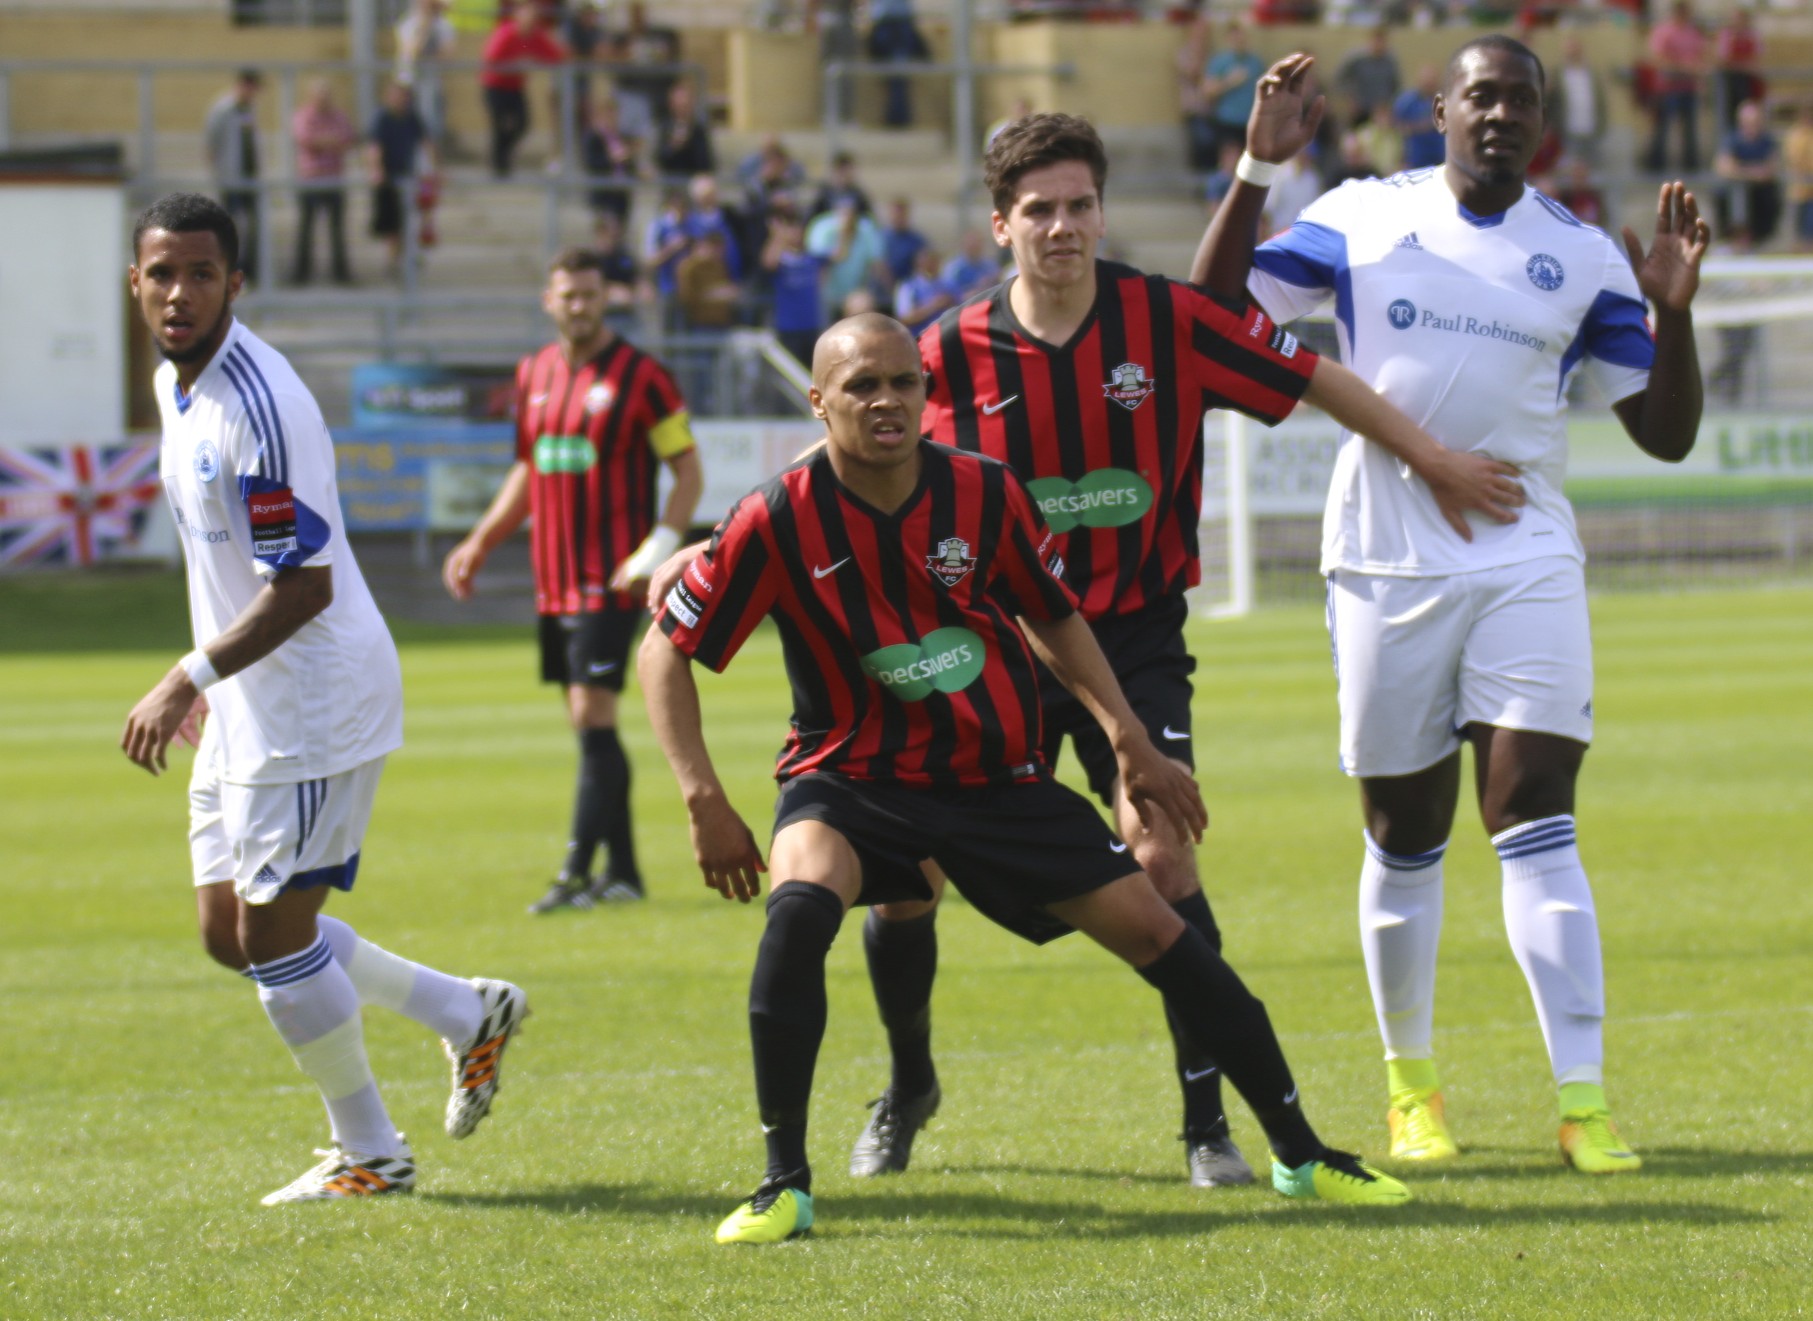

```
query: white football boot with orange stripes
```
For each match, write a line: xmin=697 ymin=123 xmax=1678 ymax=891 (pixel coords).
xmin=444 ymin=978 xmax=530 ymax=1139
xmin=260 ymin=1139 xmax=416 ymax=1205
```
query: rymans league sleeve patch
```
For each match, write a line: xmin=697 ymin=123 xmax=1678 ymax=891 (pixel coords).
xmin=664 ymin=579 xmax=704 ymax=629
xmin=248 ymin=488 xmax=300 ymax=558
xmin=1268 ymin=325 xmax=1300 ymax=359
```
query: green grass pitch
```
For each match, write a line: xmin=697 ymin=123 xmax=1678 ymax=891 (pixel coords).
xmin=2 ymin=574 xmax=1809 ymax=1319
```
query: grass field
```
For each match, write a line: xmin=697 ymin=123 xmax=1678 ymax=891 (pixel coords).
xmin=2 ymin=574 xmax=1809 ymax=1319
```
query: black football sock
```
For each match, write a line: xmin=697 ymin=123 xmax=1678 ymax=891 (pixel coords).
xmin=749 ymin=882 xmax=846 ymax=1191
xmin=862 ymin=908 xmax=939 ymax=1099
xmin=1135 ymin=925 xmax=1323 ymax=1170
xmin=587 ymin=727 xmax=639 ymax=885
xmin=1165 ymin=890 xmax=1231 ymax=1140
xmin=560 ymin=727 xmax=616 ymax=881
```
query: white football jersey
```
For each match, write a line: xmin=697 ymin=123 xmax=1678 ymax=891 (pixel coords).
xmin=156 ymin=319 xmax=402 ymax=785
xmin=1249 ymin=169 xmax=1655 ymax=576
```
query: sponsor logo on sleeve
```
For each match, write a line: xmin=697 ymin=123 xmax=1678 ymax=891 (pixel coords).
xmin=664 ymin=580 xmax=703 ymax=629
xmin=1268 ymin=325 xmax=1300 ymax=358
xmin=248 ymin=488 xmax=299 ymax=557
xmin=1026 ymin=469 xmax=1155 ymax=533
xmin=685 ymin=558 xmax=715 ymax=593
xmin=860 ymin=628 xmax=986 ymax=701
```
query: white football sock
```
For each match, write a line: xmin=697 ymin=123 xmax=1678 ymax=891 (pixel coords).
xmin=316 ymin=914 xmax=484 ymax=1046
xmin=1358 ymin=831 xmax=1447 ymax=1063
xmin=1494 ymin=815 xmax=1605 ymax=1086
xmin=252 ymin=935 xmax=400 ymax=1158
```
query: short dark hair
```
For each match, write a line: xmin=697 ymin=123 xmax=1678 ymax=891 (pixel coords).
xmin=983 ymin=112 xmax=1109 ymax=215
xmin=132 ymin=192 xmax=240 ymax=271
xmin=1445 ymin=34 xmax=1545 ymax=94
xmin=236 ymin=67 xmax=263 ymax=86
xmin=548 ymin=246 xmax=609 ymax=278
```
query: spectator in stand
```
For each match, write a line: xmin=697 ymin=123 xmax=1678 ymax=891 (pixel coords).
xmin=812 ymin=0 xmax=860 ymax=127
xmin=1394 ymin=65 xmax=1444 ymax=171
xmin=1179 ymin=15 xmax=1216 ymax=172
xmin=1550 ymin=36 xmax=1607 ymax=169
xmin=291 ymin=78 xmax=357 ymax=285
xmin=1202 ymin=21 xmax=1266 ymax=163
xmin=203 ymin=69 xmax=263 ymax=279
xmin=612 ymin=4 xmax=682 ymax=143
xmin=394 ymin=0 xmax=455 ymax=151
xmin=676 ymin=229 xmax=741 ymax=331
xmin=868 ymin=0 xmax=932 ymax=129
xmin=685 ymin=173 xmax=745 ymax=280
xmin=809 ymin=150 xmax=874 ymax=220
xmin=806 ymin=194 xmax=887 ymax=323
xmin=1551 ymin=159 xmax=1606 ymax=229
xmin=1335 ymin=26 xmax=1400 ymax=130
xmin=1713 ymin=8 xmax=1763 ymax=139
xmin=762 ymin=207 xmax=827 ymax=367
xmin=367 ymin=81 xmax=434 ymax=279
xmin=1786 ymin=101 xmax=1813 ymax=254
xmin=738 ymin=135 xmax=807 ymax=201
xmin=480 ymin=1 xmax=566 ymax=178
xmin=986 ymin=97 xmax=1035 ymax=151
xmin=582 ymin=95 xmax=639 ymax=226
xmin=653 ymin=80 xmax=714 ymax=179
xmin=1645 ymin=1 xmax=1707 ymax=173
xmin=1204 ymin=140 xmax=1243 ymax=213
xmin=645 ymin=185 xmax=694 ymax=305
xmin=1327 ymin=129 xmax=1379 ymax=186
xmin=1715 ymin=98 xmax=1783 ymax=250
xmin=880 ymin=196 xmax=929 ymax=287
xmin=563 ymin=0 xmax=610 ymax=129
xmin=941 ymin=229 xmax=1000 ymax=299
xmin=593 ymin=209 xmax=646 ymax=335
xmin=893 ymin=246 xmax=957 ymax=335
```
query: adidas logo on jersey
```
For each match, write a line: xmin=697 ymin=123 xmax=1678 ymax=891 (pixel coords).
xmin=1394 ymin=232 xmax=1424 ymax=250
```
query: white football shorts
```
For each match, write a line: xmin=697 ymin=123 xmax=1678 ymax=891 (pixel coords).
xmin=189 ymin=723 xmax=386 ymax=904
xmin=1326 ymin=556 xmax=1594 ymax=778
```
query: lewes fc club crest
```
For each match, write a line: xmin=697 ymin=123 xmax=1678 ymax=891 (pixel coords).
xmin=926 ymin=535 xmax=978 ymax=587
xmin=584 ymin=381 xmax=616 ymax=414
xmin=1103 ymin=362 xmax=1156 ymax=411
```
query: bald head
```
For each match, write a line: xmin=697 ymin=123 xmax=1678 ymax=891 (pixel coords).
xmin=811 ymin=312 xmax=920 ymax=387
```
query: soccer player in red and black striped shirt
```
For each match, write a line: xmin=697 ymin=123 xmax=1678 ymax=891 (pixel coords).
xmin=639 ymin=313 xmax=1410 ymax=1243
xmin=444 ymin=247 xmax=703 ymax=912
xmin=862 ymin=113 xmax=1524 ymax=1187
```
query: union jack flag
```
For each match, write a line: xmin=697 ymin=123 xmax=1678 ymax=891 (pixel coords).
xmin=0 ymin=442 xmax=163 ymax=568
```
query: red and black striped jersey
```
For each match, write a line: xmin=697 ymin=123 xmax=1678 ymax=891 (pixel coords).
xmin=514 ymin=337 xmax=692 ymax=615
xmin=657 ymin=441 xmax=1077 ymax=788
xmin=919 ymin=259 xmax=1318 ymax=620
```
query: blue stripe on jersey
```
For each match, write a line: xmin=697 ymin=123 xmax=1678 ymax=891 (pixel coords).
xmin=1558 ymin=288 xmax=1655 ymax=396
xmin=219 ymin=352 xmax=277 ymax=482
xmin=1457 ymin=200 xmax=1510 ymax=230
xmin=231 ymin=347 xmax=290 ymax=486
xmin=173 ymin=378 xmax=194 ymax=416
xmin=1254 ymin=220 xmax=1354 ymax=345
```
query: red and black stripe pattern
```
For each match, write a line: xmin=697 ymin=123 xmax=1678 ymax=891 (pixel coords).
xmin=515 ymin=339 xmax=687 ymax=615
xmin=658 ymin=442 xmax=1077 ymax=788
xmin=919 ymin=259 xmax=1316 ymax=620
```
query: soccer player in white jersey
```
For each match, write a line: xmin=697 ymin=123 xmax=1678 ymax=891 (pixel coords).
xmin=121 ymin=193 xmax=531 ymax=1204
xmin=1194 ymin=40 xmax=1708 ymax=1174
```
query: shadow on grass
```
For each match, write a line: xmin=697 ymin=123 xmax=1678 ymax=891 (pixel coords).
xmin=423 ymin=1180 xmax=1779 ymax=1237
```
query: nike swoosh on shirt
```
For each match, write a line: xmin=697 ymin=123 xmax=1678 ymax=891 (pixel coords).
xmin=981 ymin=394 xmax=1020 ymax=416
xmin=1109 ymin=841 xmax=1129 ymax=854
xmin=1282 ymin=1087 xmax=1298 ymax=1105
xmin=587 ymin=661 xmax=619 ymax=676
xmin=1161 ymin=726 xmax=1190 ymax=741
xmin=529 ymin=393 xmax=549 ymax=406
xmin=1183 ymin=1066 xmax=1218 ymax=1082
xmin=813 ymin=558 xmax=851 ymax=579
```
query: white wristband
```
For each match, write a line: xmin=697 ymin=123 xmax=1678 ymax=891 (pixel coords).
xmin=617 ymin=524 xmax=684 ymax=581
xmin=180 ymin=648 xmax=220 ymax=693
xmin=1235 ymin=152 xmax=1280 ymax=187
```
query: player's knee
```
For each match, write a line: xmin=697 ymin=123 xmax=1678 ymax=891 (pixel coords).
xmin=1138 ymin=840 xmax=1199 ymax=902
xmin=873 ymin=896 xmax=941 ymax=922
xmin=1481 ymin=776 xmax=1575 ymax=837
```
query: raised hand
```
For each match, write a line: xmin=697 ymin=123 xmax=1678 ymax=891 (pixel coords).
xmin=1247 ymin=52 xmax=1326 ymax=166
xmin=1623 ymin=181 xmax=1710 ymax=314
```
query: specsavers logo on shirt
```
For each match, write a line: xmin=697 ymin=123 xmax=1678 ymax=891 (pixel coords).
xmin=861 ymin=628 xmax=985 ymax=701
xmin=533 ymin=434 xmax=596 ymax=474
xmin=1026 ymin=470 xmax=1154 ymax=533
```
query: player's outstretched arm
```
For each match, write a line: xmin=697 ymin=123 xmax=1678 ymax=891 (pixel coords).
xmin=121 ymin=565 xmax=333 ymax=775
xmin=1191 ymin=52 xmax=1323 ymax=300
xmin=1615 ymin=181 xmax=1708 ymax=463
xmin=442 ymin=459 xmax=531 ymax=600
xmin=1021 ymin=613 xmax=1207 ymax=843
xmin=1303 ymin=358 xmax=1525 ymax=541
xmin=636 ymin=627 xmax=767 ymax=902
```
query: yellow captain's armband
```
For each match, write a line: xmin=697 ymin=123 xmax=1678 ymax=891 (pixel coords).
xmin=648 ymin=411 xmax=697 ymax=460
